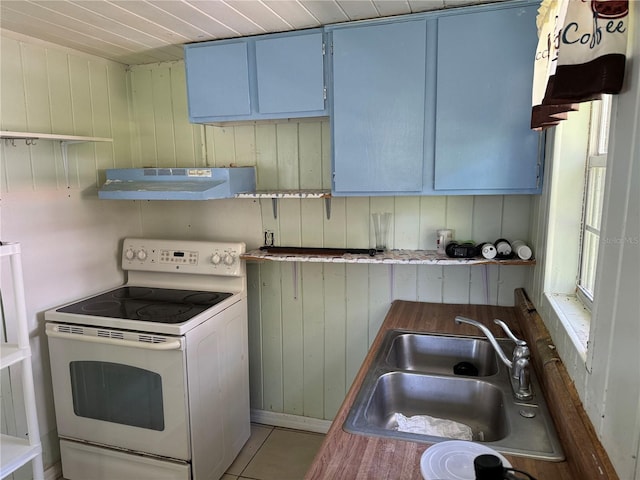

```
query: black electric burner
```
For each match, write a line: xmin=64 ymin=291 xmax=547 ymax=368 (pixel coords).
xmin=56 ymin=286 xmax=233 ymax=324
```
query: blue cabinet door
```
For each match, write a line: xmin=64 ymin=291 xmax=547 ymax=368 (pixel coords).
xmin=433 ymin=4 xmax=541 ymax=192
xmin=185 ymin=30 xmax=326 ymax=123
xmin=256 ymin=31 xmax=325 ymax=114
xmin=330 ymin=19 xmax=428 ymax=194
xmin=184 ymin=41 xmax=251 ymax=119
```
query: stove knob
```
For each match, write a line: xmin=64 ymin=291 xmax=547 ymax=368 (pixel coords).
xmin=124 ymin=248 xmax=135 ymax=260
xmin=223 ymin=253 xmax=235 ymax=266
xmin=136 ymin=249 xmax=148 ymax=261
xmin=211 ymin=253 xmax=221 ymax=265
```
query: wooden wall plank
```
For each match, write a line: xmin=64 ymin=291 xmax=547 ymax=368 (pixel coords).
xmin=0 ymin=38 xmax=27 ymax=131
xmin=394 ymin=196 xmax=421 ymax=249
xmin=323 ymin=263 xmax=347 ymax=418
xmin=259 ymin=261 xmax=284 ymax=412
xmin=151 ymin=64 xmax=178 ymax=166
xmin=324 ymin=197 xmax=346 ymax=248
xmin=233 ymin=124 xmax=257 ymax=167
xmin=320 ymin=120 xmax=332 ymax=189
xmin=281 ymin=262 xmax=304 ymax=416
xmin=446 ymin=196 xmax=474 ymax=241
xmin=211 ymin=125 xmax=236 ymax=166
xmin=301 ymin=199 xmax=324 ymax=248
xmin=167 ymin=63 xmax=200 ymax=167
xmin=417 ymin=265 xmax=444 ymax=303
xmin=255 ymin=123 xmax=278 ymax=189
xmin=345 ymin=197 xmax=369 ymax=249
xmin=106 ymin=63 xmax=132 ymax=169
xmin=419 ymin=196 xmax=447 ymax=250
xmin=472 ymin=195 xmax=503 ymax=244
xmin=301 ymin=263 xmax=325 ymax=418
xmin=503 ymin=195 xmax=532 ymax=241
xmin=22 ymin=44 xmax=51 ymax=134
xmin=246 ymin=264 xmax=264 ymax=410
xmin=393 ymin=265 xmax=418 ymax=301
xmin=442 ymin=266 xmax=471 ymax=304
xmin=279 ymin=199 xmax=302 ymax=246
xmin=368 ymin=264 xmax=392 ymax=343
xmin=276 ymin=123 xmax=299 ymax=189
xmin=345 ymin=264 xmax=370 ymax=385
xmin=299 ymin=122 xmax=323 ymax=189
xmin=89 ymin=62 xmax=114 ymax=185
xmin=129 ymin=68 xmax=156 ymax=167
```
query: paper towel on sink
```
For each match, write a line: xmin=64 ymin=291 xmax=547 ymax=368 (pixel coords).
xmin=394 ymin=413 xmax=473 ymax=441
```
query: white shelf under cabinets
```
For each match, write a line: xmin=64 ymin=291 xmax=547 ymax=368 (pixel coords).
xmin=235 ymin=189 xmax=332 ymax=219
xmin=242 ymin=248 xmax=536 ymax=266
xmin=1 ymin=242 xmax=44 ymax=480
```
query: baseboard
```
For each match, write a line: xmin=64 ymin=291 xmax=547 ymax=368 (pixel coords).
xmin=45 ymin=462 xmax=62 ymax=480
xmin=250 ymin=409 xmax=332 ymax=434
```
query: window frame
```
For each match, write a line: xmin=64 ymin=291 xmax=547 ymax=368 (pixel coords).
xmin=576 ymin=96 xmax=611 ymax=310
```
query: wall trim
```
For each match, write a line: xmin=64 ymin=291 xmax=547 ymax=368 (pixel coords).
xmin=250 ymin=409 xmax=332 ymax=434
xmin=45 ymin=462 xmax=62 ymax=480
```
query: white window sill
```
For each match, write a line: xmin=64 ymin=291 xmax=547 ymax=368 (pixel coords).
xmin=545 ymin=293 xmax=590 ymax=361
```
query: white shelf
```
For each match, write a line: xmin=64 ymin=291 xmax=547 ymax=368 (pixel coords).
xmin=235 ymin=189 xmax=331 ymax=199
xmin=1 ymin=131 xmax=113 ymax=189
xmin=1 ymin=130 xmax=112 ymax=143
xmin=0 ymin=435 xmax=42 ymax=478
xmin=1 ymin=242 xmax=44 ymax=479
xmin=0 ymin=344 xmax=31 ymax=369
xmin=236 ymin=189 xmax=333 ymax=219
xmin=242 ymin=248 xmax=536 ymax=266
xmin=0 ymin=243 xmax=21 ymax=257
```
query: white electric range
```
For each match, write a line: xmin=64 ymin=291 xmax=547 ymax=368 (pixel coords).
xmin=45 ymin=238 xmax=250 ymax=480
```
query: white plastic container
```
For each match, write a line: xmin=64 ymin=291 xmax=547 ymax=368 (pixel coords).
xmin=511 ymin=240 xmax=533 ymax=260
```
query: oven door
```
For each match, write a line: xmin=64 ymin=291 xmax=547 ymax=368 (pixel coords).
xmin=46 ymin=323 xmax=191 ymax=460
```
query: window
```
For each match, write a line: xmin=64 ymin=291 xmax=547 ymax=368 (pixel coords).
xmin=536 ymin=95 xmax=614 ymax=359
xmin=577 ymin=96 xmax=611 ymax=308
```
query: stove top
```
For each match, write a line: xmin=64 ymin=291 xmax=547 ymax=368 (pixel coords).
xmin=56 ymin=286 xmax=233 ymax=324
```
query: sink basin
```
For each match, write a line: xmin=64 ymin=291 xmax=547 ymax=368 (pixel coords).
xmin=343 ymin=330 xmax=565 ymax=461
xmin=363 ymin=372 xmax=507 ymax=442
xmin=385 ymin=332 xmax=498 ymax=376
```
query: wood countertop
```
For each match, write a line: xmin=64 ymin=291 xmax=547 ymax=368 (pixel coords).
xmin=305 ymin=290 xmax=617 ymax=480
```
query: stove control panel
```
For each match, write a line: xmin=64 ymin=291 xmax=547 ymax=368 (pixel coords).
xmin=122 ymin=238 xmax=246 ymax=277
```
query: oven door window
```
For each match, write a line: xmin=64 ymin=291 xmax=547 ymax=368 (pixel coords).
xmin=69 ymin=361 xmax=164 ymax=431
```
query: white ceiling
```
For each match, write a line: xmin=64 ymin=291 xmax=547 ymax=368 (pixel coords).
xmin=0 ymin=0 xmax=499 ymax=65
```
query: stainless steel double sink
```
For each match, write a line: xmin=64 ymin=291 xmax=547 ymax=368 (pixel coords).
xmin=343 ymin=329 xmax=565 ymax=461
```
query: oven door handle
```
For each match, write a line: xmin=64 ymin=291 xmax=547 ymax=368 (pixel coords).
xmin=46 ymin=328 xmax=183 ymax=351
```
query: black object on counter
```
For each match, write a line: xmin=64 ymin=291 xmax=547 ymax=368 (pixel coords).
xmin=474 ymin=454 xmax=505 ymax=479
xmin=445 ymin=242 xmax=479 ymax=258
xmin=260 ymin=246 xmax=378 ymax=257
xmin=453 ymin=361 xmax=479 ymax=376
xmin=474 ymin=453 xmax=539 ymax=480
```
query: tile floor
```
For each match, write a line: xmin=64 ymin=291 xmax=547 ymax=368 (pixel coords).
xmin=222 ymin=423 xmax=325 ymax=480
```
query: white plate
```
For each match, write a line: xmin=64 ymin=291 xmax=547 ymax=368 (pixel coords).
xmin=420 ymin=441 xmax=512 ymax=480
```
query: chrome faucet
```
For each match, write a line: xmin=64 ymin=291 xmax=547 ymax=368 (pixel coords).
xmin=454 ymin=316 xmax=533 ymax=401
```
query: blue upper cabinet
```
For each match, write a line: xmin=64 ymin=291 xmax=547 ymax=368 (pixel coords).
xmin=184 ymin=42 xmax=251 ymax=119
xmin=255 ymin=33 xmax=325 ymax=114
xmin=184 ymin=29 xmax=327 ymax=123
xmin=431 ymin=3 xmax=542 ymax=194
xmin=329 ymin=19 xmax=428 ymax=195
xmin=327 ymin=0 xmax=542 ymax=196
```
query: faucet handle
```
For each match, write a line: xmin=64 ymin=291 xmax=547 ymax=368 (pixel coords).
xmin=494 ymin=319 xmax=527 ymax=346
